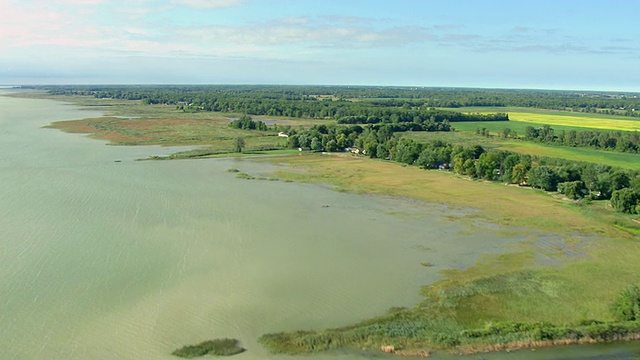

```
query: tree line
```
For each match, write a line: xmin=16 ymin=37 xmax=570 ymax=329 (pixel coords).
xmin=522 ymin=125 xmax=640 ymax=154
xmin=287 ymin=124 xmax=640 ymax=214
xmin=28 ymin=85 xmax=640 ymax=118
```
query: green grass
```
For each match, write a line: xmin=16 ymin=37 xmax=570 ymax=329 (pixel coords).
xmin=452 ymin=120 xmax=610 ymax=134
xmin=495 ymin=141 xmax=640 ymax=170
xmin=172 ymin=338 xmax=244 ymax=358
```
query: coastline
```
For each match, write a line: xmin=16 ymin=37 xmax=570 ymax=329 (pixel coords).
xmin=24 ymin=90 xmax=640 ymax=358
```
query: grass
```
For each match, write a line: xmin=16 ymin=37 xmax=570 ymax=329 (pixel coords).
xmin=495 ymin=141 xmax=640 ymax=170
xmin=452 ymin=120 xmax=610 ymax=134
xmin=44 ymin=116 xmax=290 ymax=149
xmin=172 ymin=338 xmax=245 ymax=358
xmin=262 ymin=154 xmax=628 ymax=235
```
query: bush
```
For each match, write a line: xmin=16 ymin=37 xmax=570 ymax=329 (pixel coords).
xmin=611 ymin=189 xmax=640 ymax=214
xmin=611 ymin=284 xmax=640 ymax=321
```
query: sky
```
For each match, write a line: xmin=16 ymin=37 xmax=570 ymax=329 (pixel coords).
xmin=1 ymin=0 xmax=639 ymax=91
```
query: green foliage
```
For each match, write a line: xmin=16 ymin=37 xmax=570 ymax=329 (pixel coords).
xmin=612 ymin=285 xmax=640 ymax=321
xmin=510 ymin=163 xmax=529 ymax=185
xmin=611 ymin=188 xmax=640 ymax=213
xmin=228 ymin=115 xmax=268 ymax=131
xmin=475 ymin=151 xmax=502 ymax=180
xmin=528 ymin=165 xmax=559 ymax=191
xmin=39 ymin=85 xmax=640 ymax=120
xmin=558 ymin=180 xmax=587 ymax=199
xmin=233 ymin=136 xmax=245 ymax=153
xmin=522 ymin=124 xmax=640 ymax=154
xmin=172 ymin=338 xmax=244 ymax=358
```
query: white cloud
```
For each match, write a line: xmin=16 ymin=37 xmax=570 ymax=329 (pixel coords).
xmin=174 ymin=20 xmax=435 ymax=50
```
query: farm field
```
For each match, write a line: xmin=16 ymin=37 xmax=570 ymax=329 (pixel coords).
xmin=440 ymin=106 xmax=640 ymax=132
xmin=508 ymin=112 xmax=640 ymax=131
xmin=440 ymin=106 xmax=637 ymax=119
xmin=496 ymin=141 xmax=640 ymax=170
xmin=451 ymin=120 xmax=609 ymax=135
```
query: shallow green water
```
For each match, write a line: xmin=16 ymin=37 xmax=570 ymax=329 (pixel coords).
xmin=0 ymin=91 xmax=638 ymax=359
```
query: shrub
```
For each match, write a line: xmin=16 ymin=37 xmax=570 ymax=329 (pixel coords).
xmin=611 ymin=284 xmax=640 ymax=321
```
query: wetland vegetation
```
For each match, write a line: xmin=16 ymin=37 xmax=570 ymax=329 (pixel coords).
xmin=17 ymin=85 xmax=640 ymax=357
xmin=172 ymin=338 xmax=245 ymax=358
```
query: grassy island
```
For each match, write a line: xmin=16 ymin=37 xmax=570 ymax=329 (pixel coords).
xmin=172 ymin=338 xmax=244 ymax=358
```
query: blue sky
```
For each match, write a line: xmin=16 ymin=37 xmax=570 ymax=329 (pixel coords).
xmin=1 ymin=0 xmax=638 ymax=91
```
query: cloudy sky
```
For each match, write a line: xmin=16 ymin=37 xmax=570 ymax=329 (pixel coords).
xmin=1 ymin=0 xmax=638 ymax=91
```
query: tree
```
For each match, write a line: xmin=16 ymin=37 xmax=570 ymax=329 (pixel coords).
xmin=234 ymin=136 xmax=246 ymax=153
xmin=417 ymin=148 xmax=438 ymax=169
xmin=475 ymin=151 xmax=501 ymax=180
xmin=325 ymin=139 xmax=339 ymax=152
xmin=610 ymin=170 xmax=631 ymax=192
xmin=528 ymin=165 xmax=559 ymax=191
xmin=501 ymin=154 xmax=520 ymax=183
xmin=463 ymin=158 xmax=477 ymax=177
xmin=376 ymin=143 xmax=389 ymax=159
xmin=511 ymin=163 xmax=529 ymax=185
xmin=610 ymin=188 xmax=640 ymax=214
xmin=364 ymin=140 xmax=378 ymax=158
xmin=557 ymin=181 xmax=586 ymax=200
xmin=310 ymin=137 xmax=323 ymax=151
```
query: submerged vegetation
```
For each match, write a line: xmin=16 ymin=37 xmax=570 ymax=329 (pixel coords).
xmin=23 ymin=85 xmax=640 ymax=356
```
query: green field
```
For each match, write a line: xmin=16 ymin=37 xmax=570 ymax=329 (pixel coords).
xmin=403 ymin=131 xmax=640 ymax=170
xmin=496 ymin=141 xmax=640 ymax=170
xmin=452 ymin=120 xmax=609 ymax=135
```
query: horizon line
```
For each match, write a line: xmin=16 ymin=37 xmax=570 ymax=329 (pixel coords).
xmin=8 ymin=84 xmax=640 ymax=94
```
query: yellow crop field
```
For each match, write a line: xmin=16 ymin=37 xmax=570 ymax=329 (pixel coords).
xmin=509 ymin=112 xmax=640 ymax=131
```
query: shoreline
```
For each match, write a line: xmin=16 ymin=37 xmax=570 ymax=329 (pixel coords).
xmin=24 ymin=90 xmax=640 ymax=358
xmin=455 ymin=334 xmax=640 ymax=356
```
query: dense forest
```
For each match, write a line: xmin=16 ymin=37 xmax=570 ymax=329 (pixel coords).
xmin=26 ymin=85 xmax=640 ymax=118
